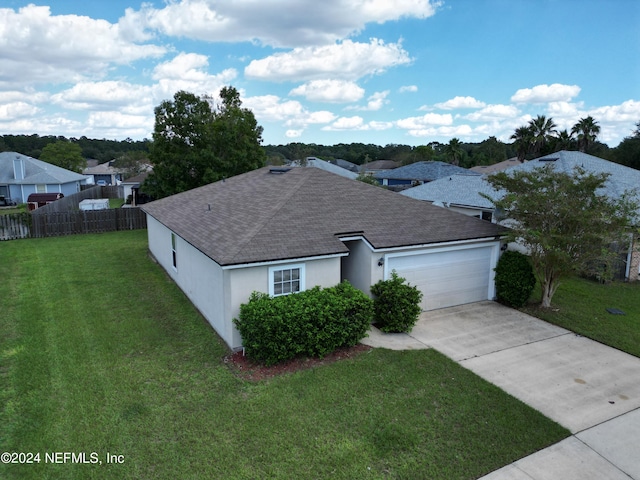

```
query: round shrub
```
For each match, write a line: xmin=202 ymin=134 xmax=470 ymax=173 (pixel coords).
xmin=233 ymin=281 xmax=373 ymax=366
xmin=494 ymin=250 xmax=536 ymax=308
xmin=370 ymin=271 xmax=423 ymax=333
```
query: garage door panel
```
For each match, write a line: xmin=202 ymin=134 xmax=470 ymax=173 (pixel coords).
xmin=388 ymin=246 xmax=494 ymax=311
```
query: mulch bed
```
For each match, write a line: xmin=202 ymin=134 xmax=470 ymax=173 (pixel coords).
xmin=223 ymin=343 xmax=373 ymax=381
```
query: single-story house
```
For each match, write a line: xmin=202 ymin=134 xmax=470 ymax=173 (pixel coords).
xmin=142 ymin=166 xmax=507 ymax=350
xmin=470 ymin=157 xmax=522 ymax=174
xmin=359 ymin=160 xmax=400 ymax=174
xmin=0 ymin=151 xmax=88 ymax=204
xmin=121 ymin=171 xmax=151 ymax=206
xmin=401 ymin=173 xmax=500 ymax=222
xmin=83 ymin=160 xmax=124 ymax=186
xmin=374 ymin=161 xmax=478 ymax=189
xmin=290 ymin=157 xmax=359 ymax=180
xmin=403 ymin=151 xmax=640 ymax=281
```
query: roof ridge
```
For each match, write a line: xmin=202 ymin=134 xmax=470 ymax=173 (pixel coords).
xmin=225 ymin=168 xmax=312 ymax=263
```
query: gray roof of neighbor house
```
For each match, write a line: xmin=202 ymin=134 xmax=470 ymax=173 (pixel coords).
xmin=470 ymin=157 xmax=522 ymax=174
xmin=374 ymin=161 xmax=478 ymax=181
xmin=402 ymin=151 xmax=640 ymax=213
xmin=360 ymin=160 xmax=400 ymax=171
xmin=290 ymin=158 xmax=358 ymax=179
xmin=401 ymin=174 xmax=500 ymax=209
xmin=0 ymin=151 xmax=87 ymax=184
xmin=142 ymin=166 xmax=506 ymax=266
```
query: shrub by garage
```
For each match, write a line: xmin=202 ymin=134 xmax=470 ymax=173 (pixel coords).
xmin=494 ymin=250 xmax=536 ymax=308
xmin=371 ymin=271 xmax=423 ymax=333
xmin=234 ymin=281 xmax=373 ymax=366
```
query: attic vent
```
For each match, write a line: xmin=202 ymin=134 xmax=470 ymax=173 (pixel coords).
xmin=269 ymin=167 xmax=291 ymax=174
xmin=539 ymin=157 xmax=559 ymax=162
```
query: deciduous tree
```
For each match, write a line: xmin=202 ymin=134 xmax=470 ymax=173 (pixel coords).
xmin=145 ymin=87 xmax=266 ymax=198
xmin=39 ymin=140 xmax=85 ymax=173
xmin=485 ymin=166 xmax=638 ymax=308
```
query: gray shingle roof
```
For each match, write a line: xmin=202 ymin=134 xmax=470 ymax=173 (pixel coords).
xmin=0 ymin=151 xmax=87 ymax=184
xmin=290 ymin=158 xmax=358 ymax=179
xmin=402 ymin=151 xmax=640 ymax=214
xmin=401 ymin=174 xmax=500 ymax=209
xmin=142 ymin=167 xmax=505 ymax=266
xmin=374 ymin=161 xmax=478 ymax=181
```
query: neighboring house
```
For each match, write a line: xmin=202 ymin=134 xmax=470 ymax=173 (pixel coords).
xmin=374 ymin=161 xmax=478 ymax=189
xmin=401 ymin=174 xmax=500 ymax=222
xmin=290 ymin=157 xmax=359 ymax=180
xmin=0 ymin=151 xmax=88 ymax=204
xmin=404 ymin=151 xmax=640 ymax=281
xmin=359 ymin=160 xmax=400 ymax=174
xmin=142 ymin=166 xmax=506 ymax=350
xmin=121 ymin=171 xmax=150 ymax=206
xmin=83 ymin=160 xmax=124 ymax=185
xmin=470 ymin=157 xmax=522 ymax=174
xmin=329 ymin=158 xmax=360 ymax=173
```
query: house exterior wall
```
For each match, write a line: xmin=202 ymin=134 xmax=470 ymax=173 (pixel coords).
xmin=341 ymin=239 xmax=383 ymax=297
xmin=227 ymin=257 xmax=341 ymax=348
xmin=630 ymin=234 xmax=640 ymax=283
xmin=7 ymin=181 xmax=81 ymax=203
xmin=147 ymin=214 xmax=343 ymax=350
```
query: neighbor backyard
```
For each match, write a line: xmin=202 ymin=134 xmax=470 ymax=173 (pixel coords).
xmin=5 ymin=230 xmax=633 ymax=479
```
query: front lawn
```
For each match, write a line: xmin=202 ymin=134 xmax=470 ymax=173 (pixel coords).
xmin=523 ymin=276 xmax=640 ymax=358
xmin=0 ymin=231 xmax=568 ymax=479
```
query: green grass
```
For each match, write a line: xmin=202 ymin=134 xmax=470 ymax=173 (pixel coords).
xmin=0 ymin=204 xmax=27 ymax=215
xmin=0 ymin=231 xmax=569 ymax=479
xmin=109 ymin=198 xmax=125 ymax=209
xmin=523 ymin=276 xmax=640 ymax=357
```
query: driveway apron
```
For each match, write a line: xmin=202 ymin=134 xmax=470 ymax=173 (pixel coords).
xmin=402 ymin=301 xmax=640 ymax=480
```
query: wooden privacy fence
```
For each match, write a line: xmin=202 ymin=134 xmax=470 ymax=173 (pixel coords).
xmin=1 ymin=208 xmax=146 ymax=240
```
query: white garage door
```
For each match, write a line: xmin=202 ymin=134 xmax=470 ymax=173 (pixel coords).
xmin=388 ymin=246 xmax=494 ymax=311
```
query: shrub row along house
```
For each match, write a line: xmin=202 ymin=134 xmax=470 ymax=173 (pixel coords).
xmin=142 ymin=166 xmax=506 ymax=350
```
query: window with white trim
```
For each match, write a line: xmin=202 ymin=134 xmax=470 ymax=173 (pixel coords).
xmin=269 ymin=264 xmax=305 ymax=296
xmin=171 ymin=233 xmax=177 ymax=270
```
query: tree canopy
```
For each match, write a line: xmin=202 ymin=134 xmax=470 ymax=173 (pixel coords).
xmin=144 ymin=87 xmax=266 ymax=198
xmin=485 ymin=166 xmax=638 ymax=308
xmin=39 ymin=140 xmax=85 ymax=173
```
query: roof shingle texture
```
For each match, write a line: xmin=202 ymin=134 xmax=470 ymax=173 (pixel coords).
xmin=142 ymin=166 xmax=505 ymax=266
xmin=374 ymin=161 xmax=477 ymax=181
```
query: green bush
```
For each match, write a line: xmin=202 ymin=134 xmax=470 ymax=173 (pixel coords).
xmin=371 ymin=271 xmax=423 ymax=333
xmin=494 ymin=250 xmax=536 ymax=308
xmin=233 ymin=281 xmax=373 ymax=366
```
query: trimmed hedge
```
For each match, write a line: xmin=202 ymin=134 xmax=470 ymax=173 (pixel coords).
xmin=494 ymin=250 xmax=536 ymax=308
xmin=371 ymin=271 xmax=423 ymax=333
xmin=233 ymin=281 xmax=373 ymax=366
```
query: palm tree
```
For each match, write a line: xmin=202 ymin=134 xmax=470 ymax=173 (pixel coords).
xmin=528 ymin=115 xmax=557 ymax=156
xmin=554 ymin=129 xmax=575 ymax=151
xmin=510 ymin=125 xmax=534 ymax=162
xmin=444 ymin=138 xmax=464 ymax=166
xmin=571 ymin=116 xmax=600 ymax=152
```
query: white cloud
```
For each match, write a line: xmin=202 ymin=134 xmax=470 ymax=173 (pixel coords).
xmin=399 ymin=85 xmax=418 ymax=93
xmin=323 ymin=116 xmax=367 ymax=130
xmin=152 ymin=53 xmax=237 ymax=98
xmin=589 ymin=99 xmax=640 ymax=123
xmin=434 ymin=96 xmax=486 ymax=110
xmin=286 ymin=129 xmax=303 ymax=138
xmin=245 ymin=39 xmax=411 ymax=82
xmin=396 ymin=112 xmax=453 ymax=130
xmin=289 ymin=80 xmax=365 ymax=103
xmin=51 ymin=81 xmax=153 ymax=113
xmin=362 ymin=91 xmax=390 ymax=111
xmin=405 ymin=124 xmax=474 ymax=138
xmin=0 ymin=4 xmax=165 ymax=87
xmin=0 ymin=102 xmax=41 ymax=121
xmin=121 ymin=0 xmax=440 ymax=48
xmin=511 ymin=83 xmax=581 ymax=104
xmin=465 ymin=104 xmax=520 ymax=121
xmin=243 ymin=94 xmax=337 ymax=130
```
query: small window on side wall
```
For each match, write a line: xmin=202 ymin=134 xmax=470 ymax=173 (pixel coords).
xmin=269 ymin=264 xmax=305 ymax=296
xmin=171 ymin=232 xmax=177 ymax=270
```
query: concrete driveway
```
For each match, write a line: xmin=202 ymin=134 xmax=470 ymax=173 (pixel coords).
xmin=363 ymin=301 xmax=640 ymax=479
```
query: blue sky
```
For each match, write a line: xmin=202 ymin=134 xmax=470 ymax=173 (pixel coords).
xmin=1 ymin=0 xmax=638 ymax=147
